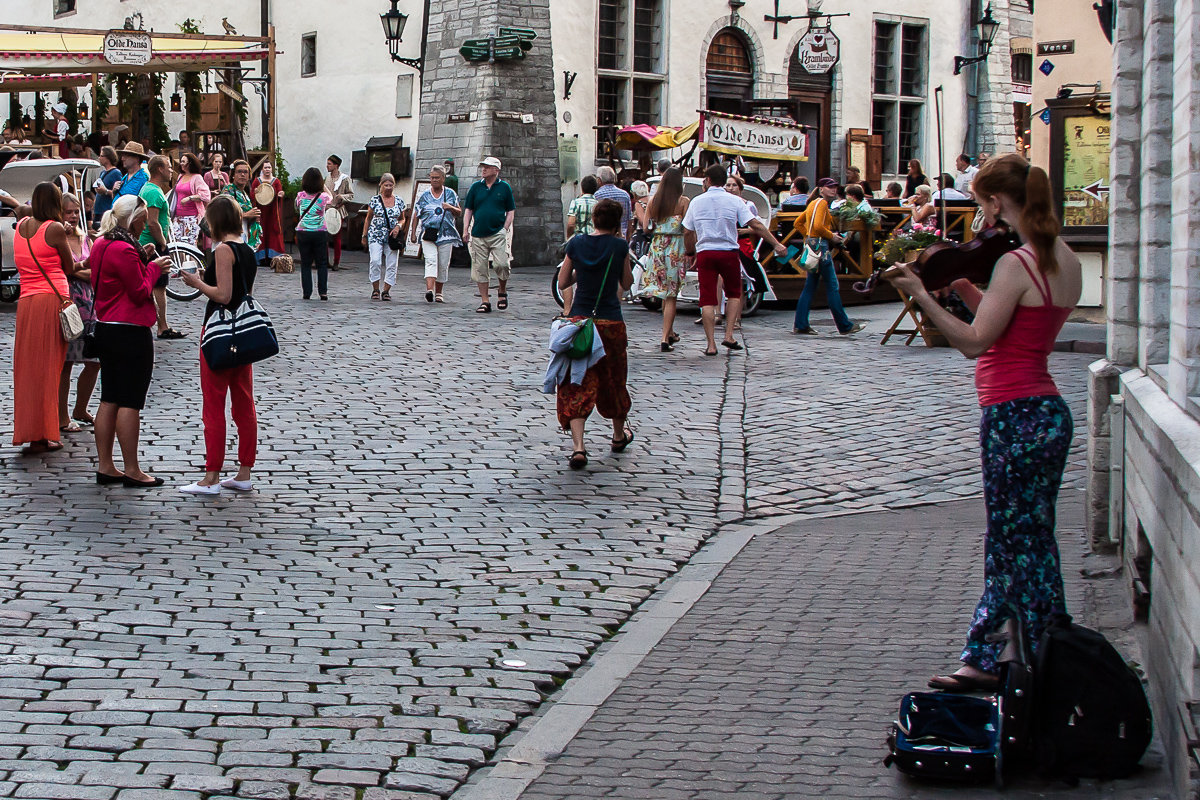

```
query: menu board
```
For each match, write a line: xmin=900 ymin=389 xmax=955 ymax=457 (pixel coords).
xmin=1061 ymin=115 xmax=1110 ymax=228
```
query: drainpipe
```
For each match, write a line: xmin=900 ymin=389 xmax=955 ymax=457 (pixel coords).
xmin=261 ymin=0 xmax=270 ymax=149
xmin=964 ymin=0 xmax=981 ymax=155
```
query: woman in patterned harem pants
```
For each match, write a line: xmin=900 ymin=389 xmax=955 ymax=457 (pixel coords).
xmin=885 ymin=153 xmax=1084 ymax=691
xmin=961 ymin=396 xmax=1073 ymax=672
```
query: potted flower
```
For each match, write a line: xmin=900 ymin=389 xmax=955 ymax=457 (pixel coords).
xmin=832 ymin=202 xmax=882 ymax=230
xmin=875 ymin=222 xmax=942 ymax=265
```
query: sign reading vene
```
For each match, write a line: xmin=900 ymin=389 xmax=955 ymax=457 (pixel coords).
xmin=700 ymin=111 xmax=809 ymax=162
xmin=103 ymin=31 xmax=152 ymax=66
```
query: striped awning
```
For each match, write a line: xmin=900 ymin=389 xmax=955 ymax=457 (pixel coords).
xmin=0 ymin=72 xmax=92 ymax=92
xmin=1010 ymin=36 xmax=1034 ymax=55
xmin=0 ymin=27 xmax=269 ymax=73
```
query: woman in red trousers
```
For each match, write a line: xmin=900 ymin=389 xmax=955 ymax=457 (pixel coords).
xmin=179 ymin=196 xmax=259 ymax=495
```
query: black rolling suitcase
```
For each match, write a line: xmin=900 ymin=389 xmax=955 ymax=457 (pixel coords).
xmin=886 ymin=618 xmax=1033 ymax=787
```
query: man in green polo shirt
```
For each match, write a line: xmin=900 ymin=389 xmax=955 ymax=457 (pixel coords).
xmin=138 ymin=155 xmax=185 ymax=339
xmin=462 ymin=156 xmax=516 ymax=313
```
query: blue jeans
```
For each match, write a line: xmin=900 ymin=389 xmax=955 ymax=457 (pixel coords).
xmin=792 ymin=239 xmax=853 ymax=333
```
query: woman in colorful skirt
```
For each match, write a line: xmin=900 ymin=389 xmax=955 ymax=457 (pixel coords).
xmin=12 ymin=183 xmax=76 ymax=455
xmin=642 ymin=166 xmax=690 ymax=352
xmin=554 ymin=199 xmax=634 ymax=470
xmin=886 ymin=154 xmax=1082 ymax=691
xmin=171 ymin=153 xmax=210 ymax=248
xmin=57 ymin=193 xmax=100 ymax=432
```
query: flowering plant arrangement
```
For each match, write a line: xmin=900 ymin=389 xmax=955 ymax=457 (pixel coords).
xmin=831 ymin=202 xmax=882 ymax=228
xmin=874 ymin=222 xmax=943 ymax=264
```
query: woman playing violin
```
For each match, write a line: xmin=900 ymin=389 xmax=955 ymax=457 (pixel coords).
xmin=886 ymin=154 xmax=1082 ymax=692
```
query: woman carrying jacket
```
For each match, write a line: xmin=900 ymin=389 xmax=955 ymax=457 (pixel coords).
xmin=91 ymin=195 xmax=173 ymax=487
xmin=791 ymin=178 xmax=865 ymax=337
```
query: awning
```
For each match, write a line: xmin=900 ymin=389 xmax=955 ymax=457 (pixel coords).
xmin=0 ymin=72 xmax=92 ymax=92
xmin=0 ymin=26 xmax=270 ymax=73
xmin=614 ymin=120 xmax=699 ymax=151
xmin=1011 ymin=36 xmax=1034 ymax=55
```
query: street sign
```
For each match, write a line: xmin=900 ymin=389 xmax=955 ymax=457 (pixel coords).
xmin=795 ymin=26 xmax=840 ymax=74
xmin=499 ymin=26 xmax=537 ymax=51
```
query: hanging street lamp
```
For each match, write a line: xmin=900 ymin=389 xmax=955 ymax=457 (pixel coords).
xmin=954 ymin=3 xmax=1001 ymax=76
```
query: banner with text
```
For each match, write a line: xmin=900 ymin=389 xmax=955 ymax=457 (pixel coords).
xmin=700 ymin=111 xmax=809 ymax=162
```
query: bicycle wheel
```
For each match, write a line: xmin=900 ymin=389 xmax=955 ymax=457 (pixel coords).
xmin=550 ymin=269 xmax=564 ymax=309
xmin=164 ymin=241 xmax=205 ymax=302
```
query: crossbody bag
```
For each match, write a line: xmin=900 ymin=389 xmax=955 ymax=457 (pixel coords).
xmin=565 ymin=249 xmax=615 ymax=360
xmin=24 ymin=231 xmax=83 ymax=341
xmin=379 ymin=198 xmax=404 ymax=251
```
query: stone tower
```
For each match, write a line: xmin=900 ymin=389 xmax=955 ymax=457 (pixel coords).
xmin=415 ymin=0 xmax=560 ymax=266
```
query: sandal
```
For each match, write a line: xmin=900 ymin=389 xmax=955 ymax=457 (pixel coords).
xmin=434 ymin=293 xmax=444 ymax=303
xmin=497 ymin=293 xmax=508 ymax=310
xmin=611 ymin=428 xmax=635 ymax=453
xmin=60 ymin=422 xmax=82 ymax=434
xmin=21 ymin=440 xmax=63 ymax=455
xmin=568 ymin=450 xmax=588 ymax=470
xmin=668 ymin=332 xmax=680 ymax=344
xmin=721 ymin=339 xmax=743 ymax=351
xmin=927 ymin=672 xmax=1001 ymax=693
xmin=371 ymin=289 xmax=380 ymax=300
xmin=72 ymin=412 xmax=95 ymax=426
xmin=381 ymin=291 xmax=391 ymax=301
xmin=660 ymin=342 xmax=674 ymax=352
xmin=704 ymin=348 xmax=718 ymax=357
xmin=476 ymin=302 xmax=492 ymax=313
xmin=157 ymin=328 xmax=187 ymax=340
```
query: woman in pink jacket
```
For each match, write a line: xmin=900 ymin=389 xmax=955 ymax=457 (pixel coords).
xmin=90 ymin=195 xmax=172 ymax=488
xmin=172 ymin=152 xmax=210 ymax=247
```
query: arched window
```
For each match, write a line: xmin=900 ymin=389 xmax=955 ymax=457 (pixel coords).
xmin=706 ymin=29 xmax=753 ymax=115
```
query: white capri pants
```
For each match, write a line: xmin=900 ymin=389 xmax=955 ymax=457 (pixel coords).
xmin=422 ymin=240 xmax=454 ymax=283
xmin=369 ymin=240 xmax=399 ymax=287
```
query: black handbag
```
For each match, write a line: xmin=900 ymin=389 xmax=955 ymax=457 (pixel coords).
xmin=380 ymin=198 xmax=404 ymax=251
xmin=199 ymin=249 xmax=278 ymax=370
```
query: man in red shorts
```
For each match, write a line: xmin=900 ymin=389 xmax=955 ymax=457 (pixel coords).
xmin=683 ymin=163 xmax=788 ymax=355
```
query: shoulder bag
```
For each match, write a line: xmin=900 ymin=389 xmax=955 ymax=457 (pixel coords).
xmin=200 ymin=244 xmax=279 ymax=370
xmin=25 ymin=231 xmax=83 ymax=341
xmin=380 ymin=197 xmax=404 ymax=251
xmin=565 ymin=249 xmax=616 ymax=360
xmin=298 ymin=194 xmax=321 ymax=230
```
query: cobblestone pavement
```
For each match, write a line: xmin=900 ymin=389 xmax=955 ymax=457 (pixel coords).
xmin=0 ymin=260 xmax=1107 ymax=798
xmin=516 ymin=496 xmax=1171 ymax=800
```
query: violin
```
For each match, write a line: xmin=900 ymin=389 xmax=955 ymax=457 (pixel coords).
xmin=853 ymin=222 xmax=1023 ymax=296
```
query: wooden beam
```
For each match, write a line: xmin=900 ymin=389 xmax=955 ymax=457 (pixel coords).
xmin=266 ymin=24 xmax=276 ymax=160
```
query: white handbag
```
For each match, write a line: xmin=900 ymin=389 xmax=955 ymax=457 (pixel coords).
xmin=801 ymin=238 xmax=823 ymax=272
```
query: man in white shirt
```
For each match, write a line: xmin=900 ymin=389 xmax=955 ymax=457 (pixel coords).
xmin=954 ymin=154 xmax=978 ymax=195
xmin=683 ymin=163 xmax=787 ymax=355
xmin=933 ymin=173 xmax=972 ymax=202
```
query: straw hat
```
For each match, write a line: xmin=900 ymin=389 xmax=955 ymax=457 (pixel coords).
xmin=116 ymin=141 xmax=150 ymax=160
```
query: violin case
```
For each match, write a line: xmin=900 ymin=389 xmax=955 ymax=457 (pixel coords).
xmin=885 ymin=619 xmax=1034 ymax=787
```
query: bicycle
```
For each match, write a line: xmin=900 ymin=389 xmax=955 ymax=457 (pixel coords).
xmin=162 ymin=187 xmax=205 ymax=302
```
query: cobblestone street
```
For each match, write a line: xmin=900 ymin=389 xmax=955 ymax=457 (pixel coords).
xmin=0 ymin=260 xmax=1121 ymax=799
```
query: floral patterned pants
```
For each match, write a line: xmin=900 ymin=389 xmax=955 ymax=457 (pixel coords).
xmin=961 ymin=395 xmax=1072 ymax=673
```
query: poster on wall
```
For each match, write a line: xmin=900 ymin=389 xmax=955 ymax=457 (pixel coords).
xmin=1061 ymin=115 xmax=1110 ymax=228
xmin=404 ymin=179 xmax=433 ymax=259
xmin=700 ymin=111 xmax=809 ymax=162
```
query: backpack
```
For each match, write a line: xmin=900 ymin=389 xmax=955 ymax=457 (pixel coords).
xmin=1032 ymin=614 xmax=1152 ymax=782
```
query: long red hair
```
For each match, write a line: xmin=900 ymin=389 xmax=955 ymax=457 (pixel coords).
xmin=972 ymin=153 xmax=1059 ymax=274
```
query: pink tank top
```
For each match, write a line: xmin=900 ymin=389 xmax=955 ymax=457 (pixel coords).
xmin=14 ymin=219 xmax=70 ymax=297
xmin=975 ymin=247 xmax=1072 ymax=408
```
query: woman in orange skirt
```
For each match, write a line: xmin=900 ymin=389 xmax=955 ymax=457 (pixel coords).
xmin=12 ymin=183 xmax=76 ymax=454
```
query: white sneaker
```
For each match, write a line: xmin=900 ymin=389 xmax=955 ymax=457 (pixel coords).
xmin=180 ymin=482 xmax=221 ymax=495
xmin=220 ymin=478 xmax=254 ymax=492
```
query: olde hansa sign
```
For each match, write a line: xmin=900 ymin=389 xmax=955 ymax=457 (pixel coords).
xmin=700 ymin=111 xmax=809 ymax=161
xmin=103 ymin=31 xmax=152 ymax=66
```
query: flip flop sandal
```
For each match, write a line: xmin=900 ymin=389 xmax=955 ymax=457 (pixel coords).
xmin=72 ymin=413 xmax=95 ymax=426
xmin=157 ymin=329 xmax=187 ymax=340
xmin=568 ymin=450 xmax=588 ymax=470
xmin=60 ymin=423 xmax=82 ymax=434
xmin=476 ymin=302 xmax=492 ymax=313
xmin=704 ymin=348 xmax=719 ymax=357
xmin=611 ymin=429 xmax=635 ymax=453
xmin=721 ymin=340 xmax=744 ymax=351
xmin=927 ymin=673 xmax=1001 ymax=693
xmin=497 ymin=293 xmax=509 ymax=310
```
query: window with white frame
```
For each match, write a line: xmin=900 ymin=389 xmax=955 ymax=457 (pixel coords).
xmin=872 ymin=18 xmax=927 ymax=175
xmin=597 ymin=0 xmax=665 ymax=153
xmin=300 ymin=33 xmax=317 ymax=78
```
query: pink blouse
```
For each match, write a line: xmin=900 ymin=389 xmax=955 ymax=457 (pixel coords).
xmin=175 ymin=174 xmax=211 ymax=217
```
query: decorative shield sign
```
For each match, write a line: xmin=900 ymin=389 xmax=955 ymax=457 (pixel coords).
xmin=795 ymin=26 xmax=840 ymax=74
xmin=104 ymin=31 xmax=152 ymax=66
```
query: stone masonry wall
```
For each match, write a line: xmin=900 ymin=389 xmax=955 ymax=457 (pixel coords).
xmin=416 ymin=0 xmax=561 ymax=266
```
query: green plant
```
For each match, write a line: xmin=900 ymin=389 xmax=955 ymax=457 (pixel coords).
xmin=94 ymin=81 xmax=111 ymax=124
xmin=275 ymin=148 xmax=301 ymax=197
xmin=150 ymin=73 xmax=170 ymax=150
xmin=875 ymin=222 xmax=942 ymax=265
xmin=831 ymin=202 xmax=881 ymax=228
xmin=177 ymin=19 xmax=204 ymax=129
xmin=63 ymin=88 xmax=78 ymax=137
